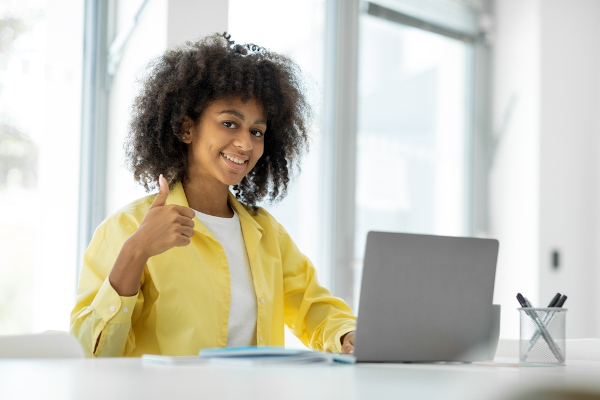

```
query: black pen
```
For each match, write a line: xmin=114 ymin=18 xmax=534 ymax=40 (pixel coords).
xmin=548 ymin=293 xmax=561 ymax=307
xmin=555 ymin=295 xmax=567 ymax=308
xmin=516 ymin=293 xmax=528 ymax=308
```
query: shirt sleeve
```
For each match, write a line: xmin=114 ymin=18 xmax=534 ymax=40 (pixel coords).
xmin=70 ymin=214 xmax=144 ymax=357
xmin=277 ymin=222 xmax=356 ymax=353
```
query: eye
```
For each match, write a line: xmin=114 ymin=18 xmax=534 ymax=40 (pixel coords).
xmin=223 ymin=121 xmax=237 ymax=129
xmin=251 ymin=130 xmax=264 ymax=137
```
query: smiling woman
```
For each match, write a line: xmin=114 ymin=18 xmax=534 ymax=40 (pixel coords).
xmin=70 ymin=33 xmax=356 ymax=357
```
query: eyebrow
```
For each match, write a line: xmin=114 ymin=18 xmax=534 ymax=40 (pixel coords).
xmin=217 ymin=109 xmax=267 ymax=125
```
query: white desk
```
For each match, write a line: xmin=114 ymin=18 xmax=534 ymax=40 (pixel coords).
xmin=1 ymin=357 xmax=600 ymax=400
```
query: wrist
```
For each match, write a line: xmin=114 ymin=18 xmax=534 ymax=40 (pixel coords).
xmin=109 ymin=236 xmax=149 ymax=297
xmin=340 ymin=331 xmax=351 ymax=345
xmin=124 ymin=232 xmax=151 ymax=262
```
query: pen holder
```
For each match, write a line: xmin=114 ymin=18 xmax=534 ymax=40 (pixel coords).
xmin=519 ymin=308 xmax=567 ymax=365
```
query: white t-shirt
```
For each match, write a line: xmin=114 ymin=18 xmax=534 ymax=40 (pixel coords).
xmin=193 ymin=208 xmax=257 ymax=347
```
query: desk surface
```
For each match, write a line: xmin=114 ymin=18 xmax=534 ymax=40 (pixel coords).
xmin=1 ymin=357 xmax=600 ymax=400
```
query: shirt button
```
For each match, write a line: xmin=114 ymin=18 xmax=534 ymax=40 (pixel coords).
xmin=123 ymin=307 xmax=129 ymax=313
xmin=260 ymin=298 xmax=265 ymax=304
xmin=109 ymin=306 xmax=115 ymax=312
xmin=259 ymin=336 xmax=263 ymax=342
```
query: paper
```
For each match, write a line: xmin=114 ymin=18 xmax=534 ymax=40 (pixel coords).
xmin=142 ymin=347 xmax=356 ymax=366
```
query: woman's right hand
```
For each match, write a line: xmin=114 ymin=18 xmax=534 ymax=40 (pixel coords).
xmin=130 ymin=174 xmax=195 ymax=258
xmin=109 ymin=174 xmax=195 ymax=296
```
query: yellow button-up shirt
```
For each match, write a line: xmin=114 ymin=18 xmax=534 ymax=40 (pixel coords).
xmin=70 ymin=182 xmax=356 ymax=357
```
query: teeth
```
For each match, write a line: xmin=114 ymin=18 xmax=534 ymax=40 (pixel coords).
xmin=224 ymin=154 xmax=244 ymax=164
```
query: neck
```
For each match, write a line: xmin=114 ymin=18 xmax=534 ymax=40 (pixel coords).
xmin=183 ymin=177 xmax=233 ymax=218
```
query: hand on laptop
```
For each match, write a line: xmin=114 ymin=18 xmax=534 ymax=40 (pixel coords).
xmin=341 ymin=331 xmax=355 ymax=354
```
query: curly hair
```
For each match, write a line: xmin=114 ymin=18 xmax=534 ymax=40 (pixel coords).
xmin=125 ymin=32 xmax=312 ymax=208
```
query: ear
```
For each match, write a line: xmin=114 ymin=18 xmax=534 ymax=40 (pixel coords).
xmin=180 ymin=116 xmax=194 ymax=144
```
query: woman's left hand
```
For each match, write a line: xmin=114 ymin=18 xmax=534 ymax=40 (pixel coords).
xmin=341 ymin=331 xmax=355 ymax=354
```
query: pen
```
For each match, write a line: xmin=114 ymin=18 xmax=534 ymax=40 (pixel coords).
xmin=517 ymin=293 xmax=565 ymax=363
xmin=555 ymin=295 xmax=567 ymax=308
xmin=548 ymin=293 xmax=561 ymax=308
xmin=523 ymin=294 xmax=567 ymax=358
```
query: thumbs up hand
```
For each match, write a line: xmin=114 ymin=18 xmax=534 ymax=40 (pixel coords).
xmin=132 ymin=174 xmax=195 ymax=258
xmin=109 ymin=174 xmax=195 ymax=296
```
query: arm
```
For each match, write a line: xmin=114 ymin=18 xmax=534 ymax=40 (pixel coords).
xmin=277 ymin=223 xmax=356 ymax=353
xmin=70 ymin=176 xmax=195 ymax=356
xmin=109 ymin=175 xmax=195 ymax=296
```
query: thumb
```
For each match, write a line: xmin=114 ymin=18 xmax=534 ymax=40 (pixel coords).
xmin=150 ymin=174 xmax=169 ymax=209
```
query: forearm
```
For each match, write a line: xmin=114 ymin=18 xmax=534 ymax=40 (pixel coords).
xmin=109 ymin=235 xmax=148 ymax=296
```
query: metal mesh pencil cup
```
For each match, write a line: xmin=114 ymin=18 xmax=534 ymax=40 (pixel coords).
xmin=519 ymin=308 xmax=567 ymax=365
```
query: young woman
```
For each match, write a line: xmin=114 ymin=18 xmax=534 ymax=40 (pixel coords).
xmin=70 ymin=33 xmax=356 ymax=357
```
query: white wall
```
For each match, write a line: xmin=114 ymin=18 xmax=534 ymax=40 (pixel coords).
xmin=538 ymin=0 xmax=600 ymax=338
xmin=491 ymin=0 xmax=600 ymax=338
xmin=167 ymin=0 xmax=228 ymax=48
xmin=491 ymin=0 xmax=541 ymax=340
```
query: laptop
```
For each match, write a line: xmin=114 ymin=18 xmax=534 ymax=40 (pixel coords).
xmin=354 ymin=231 xmax=499 ymax=363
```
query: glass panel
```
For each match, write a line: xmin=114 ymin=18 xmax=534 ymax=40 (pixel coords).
xmin=354 ymin=14 xmax=471 ymax=308
xmin=0 ymin=0 xmax=84 ymax=333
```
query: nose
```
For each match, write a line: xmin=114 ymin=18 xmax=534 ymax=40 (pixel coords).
xmin=233 ymin=130 xmax=253 ymax=151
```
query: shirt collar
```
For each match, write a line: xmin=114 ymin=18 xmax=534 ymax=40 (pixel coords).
xmin=165 ymin=181 xmax=264 ymax=236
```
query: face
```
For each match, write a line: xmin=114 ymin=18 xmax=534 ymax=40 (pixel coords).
xmin=182 ymin=97 xmax=267 ymax=188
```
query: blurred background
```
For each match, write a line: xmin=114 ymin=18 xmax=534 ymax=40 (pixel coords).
xmin=0 ymin=0 xmax=598 ymax=343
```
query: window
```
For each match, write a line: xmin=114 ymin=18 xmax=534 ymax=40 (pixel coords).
xmin=353 ymin=5 xmax=475 ymax=307
xmin=0 ymin=1 xmax=84 ymax=333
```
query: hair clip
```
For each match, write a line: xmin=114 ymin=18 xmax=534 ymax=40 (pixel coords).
xmin=222 ymin=32 xmax=264 ymax=55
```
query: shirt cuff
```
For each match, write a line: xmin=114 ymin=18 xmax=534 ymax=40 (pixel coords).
xmin=330 ymin=324 xmax=357 ymax=353
xmin=91 ymin=278 xmax=138 ymax=324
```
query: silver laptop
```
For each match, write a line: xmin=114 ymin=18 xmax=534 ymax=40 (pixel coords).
xmin=354 ymin=231 xmax=499 ymax=363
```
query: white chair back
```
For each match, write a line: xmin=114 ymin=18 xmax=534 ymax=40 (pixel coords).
xmin=0 ymin=331 xmax=84 ymax=359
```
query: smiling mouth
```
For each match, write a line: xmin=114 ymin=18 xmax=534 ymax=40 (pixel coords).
xmin=222 ymin=153 xmax=246 ymax=164
xmin=221 ymin=152 xmax=248 ymax=170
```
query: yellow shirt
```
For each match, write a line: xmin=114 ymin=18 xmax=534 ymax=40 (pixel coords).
xmin=70 ymin=182 xmax=356 ymax=357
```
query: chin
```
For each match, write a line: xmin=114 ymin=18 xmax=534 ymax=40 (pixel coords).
xmin=220 ymin=175 xmax=246 ymax=187
xmin=221 ymin=169 xmax=253 ymax=187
